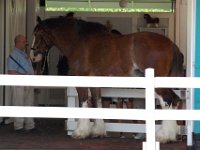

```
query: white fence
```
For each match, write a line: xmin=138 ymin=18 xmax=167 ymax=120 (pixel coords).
xmin=1 ymin=68 xmax=200 ymax=150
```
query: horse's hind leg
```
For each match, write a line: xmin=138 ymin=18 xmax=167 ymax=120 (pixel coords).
xmin=155 ymin=88 xmax=182 ymax=143
xmin=90 ymin=88 xmax=106 ymax=138
xmin=72 ymin=87 xmax=91 ymax=139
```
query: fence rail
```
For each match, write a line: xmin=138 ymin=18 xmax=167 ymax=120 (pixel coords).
xmin=0 ymin=68 xmax=200 ymax=150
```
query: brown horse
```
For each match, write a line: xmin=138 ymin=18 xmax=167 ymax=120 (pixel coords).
xmin=31 ymin=13 xmax=184 ymax=143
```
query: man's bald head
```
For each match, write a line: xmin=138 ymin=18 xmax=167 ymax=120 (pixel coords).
xmin=14 ymin=34 xmax=27 ymax=51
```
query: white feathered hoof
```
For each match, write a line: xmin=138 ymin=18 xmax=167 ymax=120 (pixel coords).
xmin=156 ymin=120 xmax=178 ymax=144
xmin=72 ymin=128 xmax=91 ymax=139
xmin=71 ymin=118 xmax=91 ymax=139
xmin=91 ymin=119 xmax=107 ymax=138
xmin=156 ymin=129 xmax=169 ymax=144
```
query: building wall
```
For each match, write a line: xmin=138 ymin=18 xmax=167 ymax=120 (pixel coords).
xmin=176 ymin=0 xmax=188 ymax=68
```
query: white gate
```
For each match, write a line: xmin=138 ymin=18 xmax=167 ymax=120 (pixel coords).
xmin=1 ymin=68 xmax=200 ymax=150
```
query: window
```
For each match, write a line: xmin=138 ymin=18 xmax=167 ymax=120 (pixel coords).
xmin=46 ymin=0 xmax=174 ymax=12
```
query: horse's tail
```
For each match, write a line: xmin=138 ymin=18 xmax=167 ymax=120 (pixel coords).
xmin=169 ymin=44 xmax=184 ymax=77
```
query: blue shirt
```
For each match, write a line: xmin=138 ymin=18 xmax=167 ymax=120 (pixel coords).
xmin=7 ymin=48 xmax=34 ymax=74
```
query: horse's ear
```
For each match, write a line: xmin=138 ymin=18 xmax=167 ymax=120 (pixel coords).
xmin=37 ymin=16 xmax=42 ymax=23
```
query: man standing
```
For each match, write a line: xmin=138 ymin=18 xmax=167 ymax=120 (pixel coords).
xmin=7 ymin=34 xmax=35 ymax=133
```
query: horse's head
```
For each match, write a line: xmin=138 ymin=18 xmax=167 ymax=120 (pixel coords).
xmin=30 ymin=16 xmax=53 ymax=62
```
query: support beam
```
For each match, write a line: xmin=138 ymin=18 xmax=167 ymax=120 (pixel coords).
xmin=194 ymin=0 xmax=200 ymax=149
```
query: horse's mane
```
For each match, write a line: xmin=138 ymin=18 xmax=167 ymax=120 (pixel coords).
xmin=34 ymin=14 xmax=109 ymax=36
xmin=76 ymin=19 xmax=108 ymax=35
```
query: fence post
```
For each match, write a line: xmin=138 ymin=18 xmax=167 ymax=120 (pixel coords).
xmin=143 ymin=68 xmax=159 ymax=150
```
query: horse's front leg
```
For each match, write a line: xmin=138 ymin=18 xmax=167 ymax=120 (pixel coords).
xmin=155 ymin=88 xmax=182 ymax=143
xmin=72 ymin=87 xmax=91 ymax=139
xmin=90 ymin=88 xmax=106 ymax=138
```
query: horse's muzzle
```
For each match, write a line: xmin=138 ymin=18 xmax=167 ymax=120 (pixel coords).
xmin=30 ymin=49 xmax=43 ymax=63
